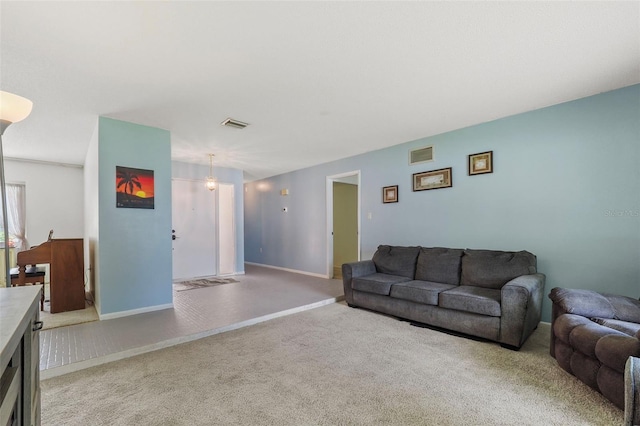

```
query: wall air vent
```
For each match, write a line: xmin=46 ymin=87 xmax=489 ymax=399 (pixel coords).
xmin=221 ymin=118 xmax=249 ymax=129
xmin=409 ymin=145 xmax=434 ymax=165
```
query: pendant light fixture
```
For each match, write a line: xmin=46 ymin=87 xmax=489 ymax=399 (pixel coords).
xmin=205 ymin=154 xmax=216 ymax=191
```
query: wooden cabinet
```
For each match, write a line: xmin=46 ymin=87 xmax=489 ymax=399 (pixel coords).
xmin=0 ymin=286 xmax=42 ymax=426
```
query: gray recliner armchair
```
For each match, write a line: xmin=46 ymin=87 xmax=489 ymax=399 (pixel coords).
xmin=627 ymin=356 xmax=640 ymax=426
xmin=549 ymin=288 xmax=640 ymax=410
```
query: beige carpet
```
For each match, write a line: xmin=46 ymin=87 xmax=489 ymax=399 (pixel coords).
xmin=41 ymin=303 xmax=622 ymax=425
xmin=40 ymin=286 xmax=99 ymax=330
xmin=40 ymin=304 xmax=98 ymax=330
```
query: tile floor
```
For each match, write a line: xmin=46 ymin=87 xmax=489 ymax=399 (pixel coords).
xmin=40 ymin=263 xmax=344 ymax=379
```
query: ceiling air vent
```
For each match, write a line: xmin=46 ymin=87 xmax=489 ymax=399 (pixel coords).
xmin=409 ymin=145 xmax=434 ymax=165
xmin=221 ymin=118 xmax=249 ymax=129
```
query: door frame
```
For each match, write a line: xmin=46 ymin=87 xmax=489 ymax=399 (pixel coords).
xmin=326 ymin=170 xmax=361 ymax=278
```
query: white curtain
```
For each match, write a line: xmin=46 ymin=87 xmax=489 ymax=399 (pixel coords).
xmin=5 ymin=183 xmax=28 ymax=251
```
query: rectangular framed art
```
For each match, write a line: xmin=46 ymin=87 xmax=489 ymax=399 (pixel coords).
xmin=468 ymin=151 xmax=493 ymax=175
xmin=116 ymin=166 xmax=155 ymax=209
xmin=412 ymin=167 xmax=452 ymax=191
xmin=383 ymin=185 xmax=398 ymax=203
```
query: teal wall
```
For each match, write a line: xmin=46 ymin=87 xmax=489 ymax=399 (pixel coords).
xmin=98 ymin=117 xmax=173 ymax=315
xmin=244 ymin=85 xmax=640 ymax=322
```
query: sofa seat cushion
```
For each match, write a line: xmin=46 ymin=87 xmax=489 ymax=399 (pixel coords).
xmin=415 ymin=247 xmax=464 ymax=285
xmin=461 ymin=249 xmax=537 ymax=289
xmin=389 ymin=280 xmax=457 ymax=306
xmin=592 ymin=318 xmax=640 ymax=337
xmin=352 ymin=273 xmax=411 ymax=296
xmin=439 ymin=286 xmax=502 ymax=317
xmin=372 ymin=245 xmax=420 ymax=279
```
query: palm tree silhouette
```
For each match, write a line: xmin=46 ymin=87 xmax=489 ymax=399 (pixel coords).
xmin=116 ymin=170 xmax=142 ymax=195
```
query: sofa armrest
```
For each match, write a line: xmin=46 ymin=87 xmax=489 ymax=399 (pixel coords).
xmin=342 ymin=260 xmax=376 ymax=305
xmin=500 ymin=273 xmax=546 ymax=348
xmin=625 ymin=356 xmax=640 ymax=426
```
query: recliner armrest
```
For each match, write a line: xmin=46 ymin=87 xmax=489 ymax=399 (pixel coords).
xmin=342 ymin=260 xmax=376 ymax=304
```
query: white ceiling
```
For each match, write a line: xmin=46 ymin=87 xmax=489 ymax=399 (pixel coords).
xmin=1 ymin=1 xmax=639 ymax=181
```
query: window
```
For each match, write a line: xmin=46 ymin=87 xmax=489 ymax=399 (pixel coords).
xmin=1 ymin=183 xmax=27 ymax=250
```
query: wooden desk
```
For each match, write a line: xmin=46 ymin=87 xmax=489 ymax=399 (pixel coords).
xmin=17 ymin=238 xmax=85 ymax=314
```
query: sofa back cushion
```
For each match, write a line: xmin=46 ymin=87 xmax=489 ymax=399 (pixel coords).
xmin=372 ymin=245 xmax=420 ymax=279
xmin=549 ymin=288 xmax=640 ymax=322
xmin=549 ymin=288 xmax=616 ymax=318
xmin=603 ymin=294 xmax=640 ymax=323
xmin=461 ymin=249 xmax=537 ymax=289
xmin=415 ymin=247 xmax=464 ymax=285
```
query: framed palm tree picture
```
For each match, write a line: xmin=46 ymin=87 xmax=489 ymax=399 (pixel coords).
xmin=116 ymin=166 xmax=155 ymax=209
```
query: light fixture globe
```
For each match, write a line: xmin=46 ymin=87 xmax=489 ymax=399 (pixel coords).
xmin=206 ymin=176 xmax=217 ymax=191
xmin=205 ymin=154 xmax=216 ymax=191
xmin=0 ymin=91 xmax=33 ymax=134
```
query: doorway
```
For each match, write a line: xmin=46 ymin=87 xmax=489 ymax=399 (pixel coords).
xmin=326 ymin=171 xmax=360 ymax=278
xmin=171 ymin=179 xmax=217 ymax=280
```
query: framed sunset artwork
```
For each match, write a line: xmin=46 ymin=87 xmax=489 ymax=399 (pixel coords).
xmin=116 ymin=166 xmax=155 ymax=209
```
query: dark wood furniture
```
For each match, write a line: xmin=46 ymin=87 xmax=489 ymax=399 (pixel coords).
xmin=0 ymin=286 xmax=42 ymax=426
xmin=10 ymin=266 xmax=45 ymax=311
xmin=16 ymin=238 xmax=85 ymax=314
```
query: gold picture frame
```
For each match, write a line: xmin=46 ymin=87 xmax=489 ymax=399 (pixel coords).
xmin=468 ymin=151 xmax=493 ymax=175
xmin=412 ymin=167 xmax=452 ymax=191
xmin=383 ymin=185 xmax=398 ymax=203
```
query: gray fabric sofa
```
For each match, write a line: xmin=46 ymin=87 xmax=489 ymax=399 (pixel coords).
xmin=549 ymin=287 xmax=640 ymax=410
xmin=342 ymin=245 xmax=545 ymax=349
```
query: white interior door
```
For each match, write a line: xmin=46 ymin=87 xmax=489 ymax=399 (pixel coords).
xmin=172 ymin=179 xmax=217 ymax=280
xmin=217 ymin=183 xmax=235 ymax=275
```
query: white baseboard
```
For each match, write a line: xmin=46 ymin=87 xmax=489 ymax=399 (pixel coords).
xmin=98 ymin=303 xmax=174 ymax=321
xmin=245 ymin=262 xmax=329 ymax=279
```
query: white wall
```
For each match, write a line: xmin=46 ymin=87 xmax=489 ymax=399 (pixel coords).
xmin=84 ymin=120 xmax=99 ymax=299
xmin=5 ymin=159 xmax=84 ymax=246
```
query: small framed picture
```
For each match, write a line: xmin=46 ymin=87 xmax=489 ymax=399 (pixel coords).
xmin=412 ymin=167 xmax=452 ymax=191
xmin=468 ymin=151 xmax=493 ymax=175
xmin=383 ymin=185 xmax=398 ymax=203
